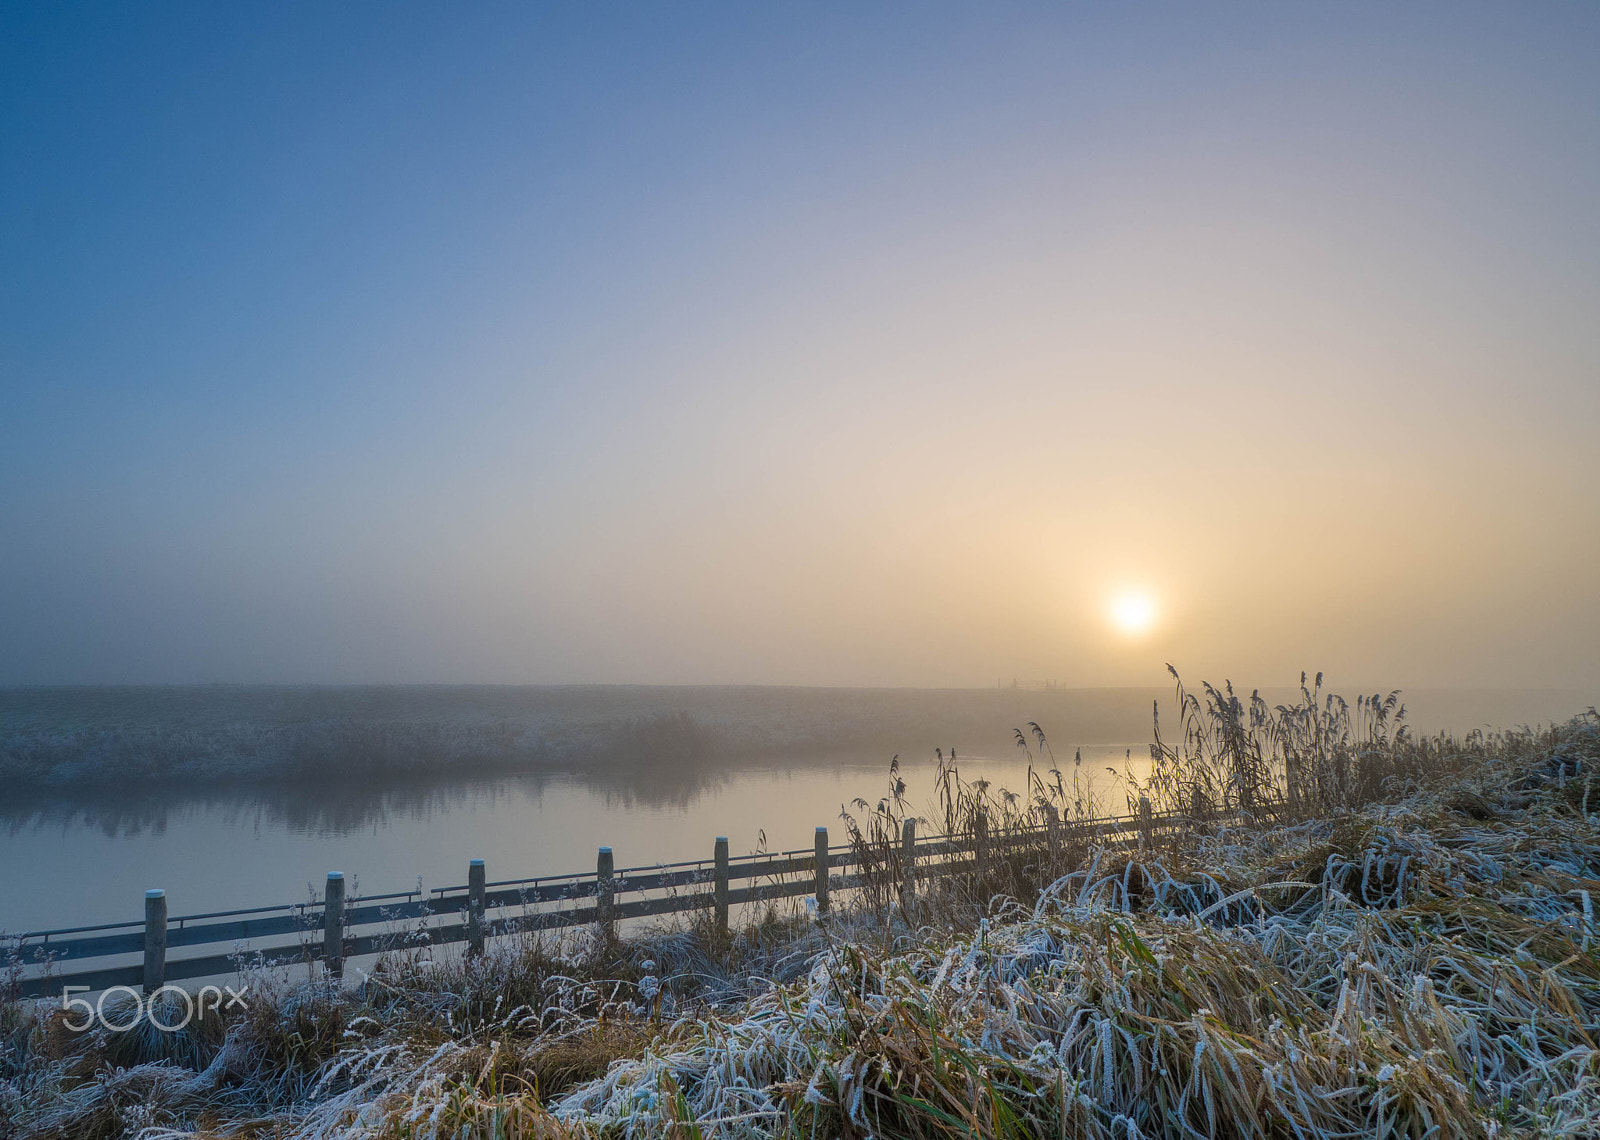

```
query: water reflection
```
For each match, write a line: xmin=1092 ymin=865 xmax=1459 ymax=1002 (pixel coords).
xmin=0 ymin=756 xmax=808 ymax=839
xmin=0 ymin=685 xmax=1168 ymax=789
xmin=3 ymin=684 xmax=1588 ymax=934
xmin=0 ymin=749 xmax=1104 ymax=934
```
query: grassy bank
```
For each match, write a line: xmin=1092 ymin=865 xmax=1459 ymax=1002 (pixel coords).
xmin=5 ymin=678 xmax=1599 ymax=1138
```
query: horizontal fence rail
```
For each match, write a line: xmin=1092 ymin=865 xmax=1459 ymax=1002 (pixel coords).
xmin=5 ymin=797 xmax=1264 ymax=1000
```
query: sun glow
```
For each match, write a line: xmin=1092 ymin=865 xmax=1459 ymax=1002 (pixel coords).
xmin=1109 ymin=592 xmax=1157 ymax=636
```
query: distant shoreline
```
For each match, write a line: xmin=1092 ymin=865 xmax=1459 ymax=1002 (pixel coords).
xmin=2 ymin=683 xmax=1591 ymax=792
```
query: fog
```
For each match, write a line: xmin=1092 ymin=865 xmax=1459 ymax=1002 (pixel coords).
xmin=3 ymin=4 xmax=1598 ymax=688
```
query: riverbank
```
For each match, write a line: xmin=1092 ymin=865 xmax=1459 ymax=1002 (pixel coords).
xmin=3 ymin=683 xmax=1590 ymax=789
xmin=5 ymin=693 xmax=1599 ymax=1138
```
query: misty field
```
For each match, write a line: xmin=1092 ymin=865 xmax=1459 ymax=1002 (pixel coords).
xmin=5 ymin=678 xmax=1600 ymax=1139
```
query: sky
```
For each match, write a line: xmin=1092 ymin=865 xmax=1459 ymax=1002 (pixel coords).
xmin=2 ymin=3 xmax=1598 ymax=689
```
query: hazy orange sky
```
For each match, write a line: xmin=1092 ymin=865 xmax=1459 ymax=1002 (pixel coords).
xmin=2 ymin=5 xmax=1597 ymax=688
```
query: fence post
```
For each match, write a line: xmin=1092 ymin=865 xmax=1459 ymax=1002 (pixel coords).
xmin=324 ymin=872 xmax=345 ymax=980
xmin=900 ymin=818 xmax=916 ymax=921
xmin=143 ymin=889 xmax=167 ymax=994
xmin=1286 ymin=753 xmax=1301 ymax=815
xmin=1138 ymin=795 xmax=1153 ymax=851
xmin=597 ymin=847 xmax=615 ymax=937
xmin=814 ymin=827 xmax=830 ymax=916
xmin=1044 ymin=804 xmax=1061 ymax=866
xmin=467 ymin=858 xmax=486 ymax=956
xmin=713 ymin=837 xmax=730 ymax=934
xmin=974 ymin=809 xmax=989 ymax=897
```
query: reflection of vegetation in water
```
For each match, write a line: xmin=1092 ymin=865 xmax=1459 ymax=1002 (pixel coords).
xmin=8 ymin=697 xmax=1599 ymax=1140
xmin=0 ymin=780 xmax=522 ymax=840
xmin=0 ymin=691 xmax=734 ymax=788
xmin=2 ymin=684 xmax=1589 ymax=793
xmin=0 ymin=685 xmax=1169 ymax=789
xmin=0 ymin=755 xmax=757 ymax=839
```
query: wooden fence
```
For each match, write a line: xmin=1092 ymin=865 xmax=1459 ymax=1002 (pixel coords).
xmin=7 ymin=797 xmax=1190 ymax=1001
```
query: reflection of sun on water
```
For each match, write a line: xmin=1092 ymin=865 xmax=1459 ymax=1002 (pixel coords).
xmin=1110 ymin=592 xmax=1156 ymax=636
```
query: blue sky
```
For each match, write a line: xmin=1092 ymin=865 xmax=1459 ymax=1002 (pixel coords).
xmin=3 ymin=3 xmax=1598 ymax=687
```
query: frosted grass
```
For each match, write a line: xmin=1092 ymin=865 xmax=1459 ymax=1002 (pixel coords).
xmin=6 ymin=707 xmax=1599 ymax=1139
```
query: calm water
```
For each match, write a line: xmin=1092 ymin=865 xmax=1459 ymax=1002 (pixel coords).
xmin=0 ymin=746 xmax=1142 ymax=934
xmin=2 ymin=684 xmax=1590 ymax=934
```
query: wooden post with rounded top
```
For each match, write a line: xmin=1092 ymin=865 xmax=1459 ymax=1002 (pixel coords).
xmin=974 ymin=809 xmax=989 ymax=898
xmin=814 ymin=827 xmax=830 ymax=916
xmin=467 ymin=858 xmax=486 ymax=956
xmin=713 ymin=837 xmax=730 ymax=934
xmin=596 ymin=847 xmax=615 ymax=937
xmin=324 ymin=872 xmax=345 ymax=980
xmin=900 ymin=818 xmax=916 ymax=921
xmin=143 ymin=889 xmax=167 ymax=994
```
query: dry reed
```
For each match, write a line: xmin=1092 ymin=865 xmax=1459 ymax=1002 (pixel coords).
xmin=4 ymin=678 xmax=1597 ymax=1139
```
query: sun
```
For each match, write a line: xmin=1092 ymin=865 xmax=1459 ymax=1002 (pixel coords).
xmin=1109 ymin=591 xmax=1157 ymax=636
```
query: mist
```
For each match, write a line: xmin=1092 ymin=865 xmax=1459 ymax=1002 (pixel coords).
xmin=3 ymin=4 xmax=1598 ymax=688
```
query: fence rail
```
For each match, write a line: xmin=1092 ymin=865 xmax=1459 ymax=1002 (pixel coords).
xmin=7 ymin=797 xmax=1239 ymax=1000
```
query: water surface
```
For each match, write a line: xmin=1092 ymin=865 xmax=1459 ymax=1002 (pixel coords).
xmin=1 ymin=745 xmax=1143 ymax=934
xmin=3 ymin=683 xmax=1588 ymax=934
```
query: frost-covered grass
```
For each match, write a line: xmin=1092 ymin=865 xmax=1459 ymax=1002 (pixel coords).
xmin=4 ymin=699 xmax=1599 ymax=1138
